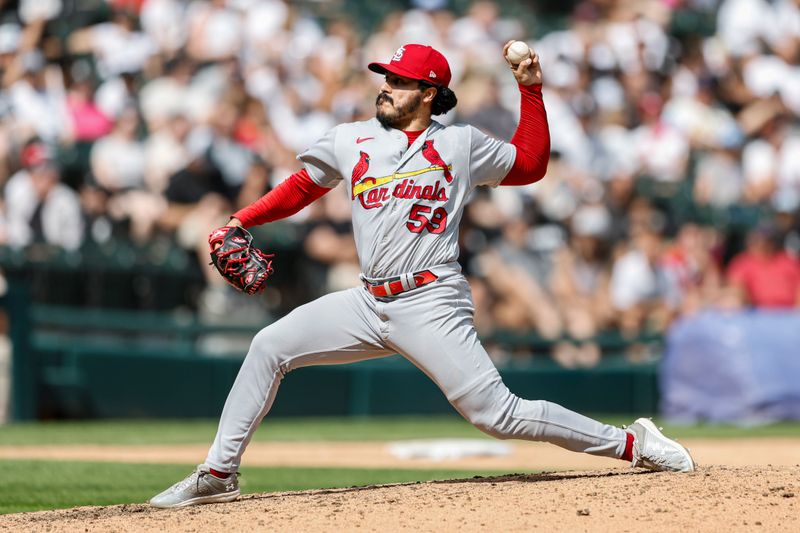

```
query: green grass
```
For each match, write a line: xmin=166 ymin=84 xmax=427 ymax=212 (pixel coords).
xmin=1 ymin=417 xmax=798 ymax=515
xmin=0 ymin=416 xmax=798 ymax=446
xmin=0 ymin=460 xmax=504 ymax=515
xmin=0 ymin=417 xmax=481 ymax=445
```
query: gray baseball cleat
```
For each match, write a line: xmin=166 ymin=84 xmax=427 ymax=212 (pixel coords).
xmin=626 ymin=418 xmax=696 ymax=473
xmin=149 ymin=464 xmax=240 ymax=508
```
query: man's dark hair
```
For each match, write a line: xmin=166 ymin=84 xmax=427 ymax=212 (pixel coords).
xmin=419 ymin=81 xmax=457 ymax=116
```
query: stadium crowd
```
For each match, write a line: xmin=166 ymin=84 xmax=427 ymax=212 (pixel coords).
xmin=1 ymin=0 xmax=800 ymax=367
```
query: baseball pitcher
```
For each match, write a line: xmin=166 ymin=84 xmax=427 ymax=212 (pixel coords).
xmin=150 ymin=42 xmax=695 ymax=508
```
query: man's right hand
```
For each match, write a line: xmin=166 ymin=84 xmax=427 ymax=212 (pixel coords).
xmin=503 ymin=41 xmax=542 ymax=86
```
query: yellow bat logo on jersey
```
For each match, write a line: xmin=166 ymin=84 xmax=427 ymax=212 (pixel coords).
xmin=352 ymin=165 xmax=452 ymax=197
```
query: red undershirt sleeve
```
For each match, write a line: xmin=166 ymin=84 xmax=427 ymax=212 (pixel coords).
xmin=501 ymin=84 xmax=550 ymax=186
xmin=232 ymin=168 xmax=332 ymax=228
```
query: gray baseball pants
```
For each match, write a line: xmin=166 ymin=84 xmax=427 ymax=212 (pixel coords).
xmin=206 ymin=266 xmax=628 ymax=472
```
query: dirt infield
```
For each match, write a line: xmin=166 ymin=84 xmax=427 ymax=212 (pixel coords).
xmin=1 ymin=439 xmax=798 ymax=531
xmin=1 ymin=465 xmax=797 ymax=532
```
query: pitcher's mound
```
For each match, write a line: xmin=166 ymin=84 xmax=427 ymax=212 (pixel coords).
xmin=2 ymin=465 xmax=797 ymax=532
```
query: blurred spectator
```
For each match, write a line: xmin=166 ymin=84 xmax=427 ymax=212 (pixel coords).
xmin=4 ymin=141 xmax=83 ymax=250
xmin=140 ymin=0 xmax=188 ymax=58
xmin=662 ymin=75 xmax=743 ymax=150
xmin=88 ymin=106 xmax=167 ymax=242
xmin=162 ymin=146 xmax=230 ymax=245
xmin=202 ymin=98 xmax=269 ymax=207
xmin=660 ymin=223 xmax=723 ymax=316
xmin=742 ymin=113 xmax=800 ymax=208
xmin=477 ymin=216 xmax=563 ymax=346
xmin=550 ymin=204 xmax=614 ymax=368
xmin=693 ymin=144 xmax=744 ymax=208
xmin=633 ymin=92 xmax=690 ymax=184
xmin=92 ymin=70 xmax=138 ymax=123
xmin=303 ymin=186 xmax=360 ymax=293
xmin=90 ymin=106 xmax=145 ymax=192
xmin=5 ymin=50 xmax=69 ymax=143
xmin=65 ymin=77 xmax=114 ymax=142
xmin=455 ymin=73 xmax=516 ymax=140
xmin=449 ymin=0 xmax=516 ymax=70
xmin=726 ymin=224 xmax=800 ymax=308
xmin=68 ymin=9 xmax=155 ymax=80
xmin=185 ymin=0 xmax=242 ymax=63
xmin=610 ymin=226 xmax=670 ymax=339
xmin=139 ymin=56 xmax=194 ymax=132
xmin=144 ymin=111 xmax=191 ymax=196
xmin=19 ymin=0 xmax=61 ymax=26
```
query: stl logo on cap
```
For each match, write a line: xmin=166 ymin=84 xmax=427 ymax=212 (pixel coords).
xmin=368 ymin=43 xmax=452 ymax=88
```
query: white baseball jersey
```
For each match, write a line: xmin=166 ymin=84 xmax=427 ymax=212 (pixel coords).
xmin=298 ymin=118 xmax=516 ymax=278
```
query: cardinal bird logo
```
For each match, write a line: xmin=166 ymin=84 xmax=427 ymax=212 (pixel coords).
xmin=350 ymin=151 xmax=387 ymax=209
xmin=351 ymin=151 xmax=370 ymax=194
xmin=421 ymin=140 xmax=453 ymax=183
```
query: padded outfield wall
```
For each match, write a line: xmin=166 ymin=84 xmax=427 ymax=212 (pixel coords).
xmin=3 ymin=281 xmax=658 ymax=420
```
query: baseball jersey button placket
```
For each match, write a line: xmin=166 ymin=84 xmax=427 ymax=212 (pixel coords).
xmin=382 ymin=201 xmax=396 ymax=243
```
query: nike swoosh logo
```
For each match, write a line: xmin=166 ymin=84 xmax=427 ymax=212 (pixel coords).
xmin=356 ymin=137 xmax=374 ymax=144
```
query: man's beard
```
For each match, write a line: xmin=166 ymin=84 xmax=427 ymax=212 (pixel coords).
xmin=375 ymin=91 xmax=422 ymax=128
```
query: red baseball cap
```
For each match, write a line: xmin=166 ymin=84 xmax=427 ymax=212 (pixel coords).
xmin=21 ymin=142 xmax=55 ymax=169
xmin=368 ymin=44 xmax=452 ymax=88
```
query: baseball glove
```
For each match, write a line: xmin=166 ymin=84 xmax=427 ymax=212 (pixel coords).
xmin=208 ymin=226 xmax=274 ymax=295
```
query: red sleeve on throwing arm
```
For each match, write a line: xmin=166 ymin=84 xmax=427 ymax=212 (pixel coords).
xmin=501 ymin=84 xmax=551 ymax=186
xmin=232 ymin=169 xmax=331 ymax=228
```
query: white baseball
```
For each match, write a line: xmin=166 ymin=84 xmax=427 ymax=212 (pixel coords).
xmin=506 ymin=41 xmax=531 ymax=64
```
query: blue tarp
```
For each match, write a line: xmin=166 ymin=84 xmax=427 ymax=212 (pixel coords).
xmin=661 ymin=310 xmax=800 ymax=422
